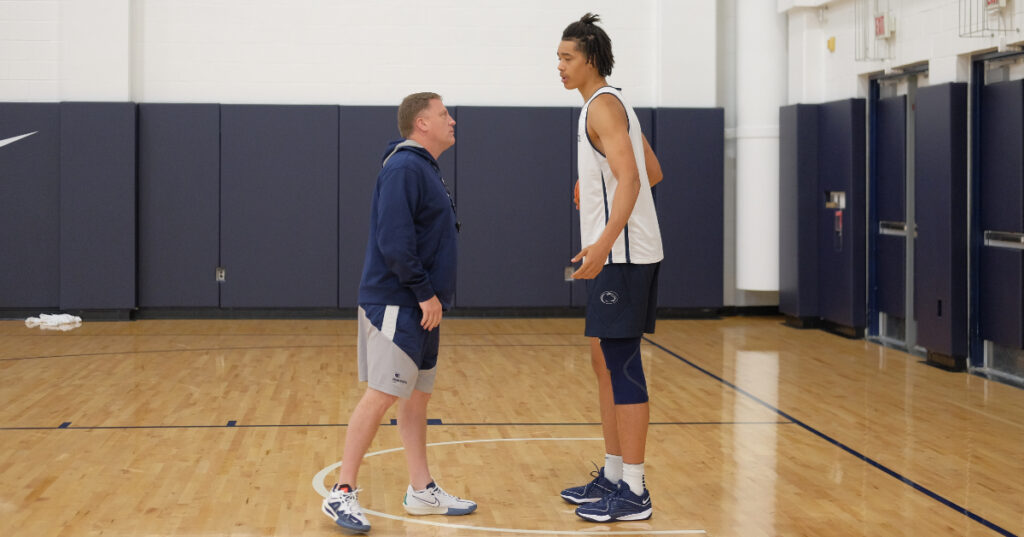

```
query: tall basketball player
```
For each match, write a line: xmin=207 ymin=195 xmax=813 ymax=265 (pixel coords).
xmin=557 ymin=13 xmax=664 ymax=523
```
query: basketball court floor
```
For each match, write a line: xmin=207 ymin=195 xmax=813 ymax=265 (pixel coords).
xmin=2 ymin=316 xmax=1022 ymax=536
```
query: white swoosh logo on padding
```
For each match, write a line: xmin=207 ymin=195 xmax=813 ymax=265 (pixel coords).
xmin=0 ymin=131 xmax=37 ymax=149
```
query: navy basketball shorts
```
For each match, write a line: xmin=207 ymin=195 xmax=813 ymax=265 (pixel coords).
xmin=584 ymin=262 xmax=660 ymax=339
xmin=357 ymin=305 xmax=439 ymax=398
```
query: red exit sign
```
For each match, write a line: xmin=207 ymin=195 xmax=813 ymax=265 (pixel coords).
xmin=874 ymin=13 xmax=891 ymax=38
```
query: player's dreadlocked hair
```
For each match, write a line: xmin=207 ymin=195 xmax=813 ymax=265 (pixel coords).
xmin=561 ymin=13 xmax=614 ymax=78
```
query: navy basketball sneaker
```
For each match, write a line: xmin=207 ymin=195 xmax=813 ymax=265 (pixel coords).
xmin=560 ymin=466 xmax=618 ymax=504
xmin=575 ymin=483 xmax=653 ymax=522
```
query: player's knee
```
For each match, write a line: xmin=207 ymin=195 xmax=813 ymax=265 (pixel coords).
xmin=364 ymin=387 xmax=400 ymax=411
xmin=599 ymin=337 xmax=648 ymax=405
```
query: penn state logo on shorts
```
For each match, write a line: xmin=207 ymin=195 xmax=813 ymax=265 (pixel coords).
xmin=600 ymin=291 xmax=619 ymax=305
xmin=392 ymin=372 xmax=408 ymax=385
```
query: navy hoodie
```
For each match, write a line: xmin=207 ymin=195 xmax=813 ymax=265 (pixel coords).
xmin=357 ymin=139 xmax=458 ymax=310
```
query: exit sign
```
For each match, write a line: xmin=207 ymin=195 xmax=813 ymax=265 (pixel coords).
xmin=874 ymin=13 xmax=892 ymax=39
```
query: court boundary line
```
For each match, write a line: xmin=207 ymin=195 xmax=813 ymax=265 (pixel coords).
xmin=643 ymin=336 xmax=1018 ymax=537
xmin=312 ymin=437 xmax=706 ymax=535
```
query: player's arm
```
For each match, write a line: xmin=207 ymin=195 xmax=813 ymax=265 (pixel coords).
xmin=642 ymin=134 xmax=663 ymax=187
xmin=572 ymin=94 xmax=641 ymax=279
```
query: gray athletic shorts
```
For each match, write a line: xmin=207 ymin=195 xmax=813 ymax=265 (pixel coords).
xmin=357 ymin=305 xmax=437 ymax=398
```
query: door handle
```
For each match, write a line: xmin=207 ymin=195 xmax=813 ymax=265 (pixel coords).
xmin=983 ymin=230 xmax=1024 ymax=250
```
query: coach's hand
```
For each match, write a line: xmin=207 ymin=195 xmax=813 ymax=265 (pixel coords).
xmin=419 ymin=296 xmax=443 ymax=331
xmin=571 ymin=243 xmax=609 ymax=280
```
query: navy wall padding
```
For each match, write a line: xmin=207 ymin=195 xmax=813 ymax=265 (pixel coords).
xmin=0 ymin=103 xmax=61 ymax=308
xmin=914 ymin=83 xmax=968 ymax=357
xmin=979 ymin=80 xmax=1024 ymax=349
xmin=874 ymin=96 xmax=907 ymax=318
xmin=779 ymin=104 xmax=819 ymax=318
xmin=337 ymin=106 xmax=457 ymax=308
xmin=5 ymin=102 xmax=729 ymax=313
xmin=338 ymin=106 xmax=397 ymax=308
xmin=569 ymin=107 xmax=655 ymax=307
xmin=817 ymin=99 xmax=866 ymax=330
xmin=59 ymin=102 xmax=137 ymax=310
xmin=456 ymin=107 xmax=572 ymax=307
xmin=220 ymin=105 xmax=339 ymax=308
xmin=654 ymin=108 xmax=724 ymax=308
xmin=137 ymin=104 xmax=220 ymax=307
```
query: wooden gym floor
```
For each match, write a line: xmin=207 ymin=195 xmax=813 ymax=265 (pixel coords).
xmin=1 ymin=316 xmax=1022 ymax=536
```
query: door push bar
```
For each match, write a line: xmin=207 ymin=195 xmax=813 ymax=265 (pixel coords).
xmin=984 ymin=230 xmax=1024 ymax=251
xmin=878 ymin=221 xmax=908 ymax=237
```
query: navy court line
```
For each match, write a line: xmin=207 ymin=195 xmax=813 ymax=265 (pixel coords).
xmin=2 ymin=342 xmax=588 ymax=362
xmin=0 ymin=344 xmax=340 ymax=362
xmin=436 ymin=420 xmax=792 ymax=427
xmin=644 ymin=336 xmax=1017 ymax=537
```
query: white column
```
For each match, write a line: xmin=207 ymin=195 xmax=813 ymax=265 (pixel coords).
xmin=735 ymin=0 xmax=787 ymax=291
xmin=59 ymin=0 xmax=132 ymax=101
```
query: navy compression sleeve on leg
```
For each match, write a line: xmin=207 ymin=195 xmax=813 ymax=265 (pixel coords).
xmin=599 ymin=337 xmax=648 ymax=405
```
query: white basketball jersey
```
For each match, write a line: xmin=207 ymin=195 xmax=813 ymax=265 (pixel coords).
xmin=578 ymin=86 xmax=663 ymax=264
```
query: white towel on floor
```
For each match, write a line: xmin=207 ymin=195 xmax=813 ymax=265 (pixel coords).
xmin=25 ymin=313 xmax=83 ymax=331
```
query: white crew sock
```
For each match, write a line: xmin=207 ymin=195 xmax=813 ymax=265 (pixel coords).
xmin=622 ymin=462 xmax=645 ymax=495
xmin=604 ymin=453 xmax=623 ymax=483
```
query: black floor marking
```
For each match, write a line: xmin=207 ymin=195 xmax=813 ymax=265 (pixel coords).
xmin=0 ymin=420 xmax=791 ymax=431
xmin=1 ymin=341 xmax=589 ymax=362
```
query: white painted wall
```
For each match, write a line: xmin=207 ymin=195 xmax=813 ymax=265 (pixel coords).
xmin=0 ymin=0 xmax=720 ymax=107
xmin=782 ymin=0 xmax=1024 ymax=101
xmin=0 ymin=0 xmax=61 ymax=101
xmin=60 ymin=0 xmax=132 ymax=100
xmin=658 ymin=0 xmax=718 ymax=107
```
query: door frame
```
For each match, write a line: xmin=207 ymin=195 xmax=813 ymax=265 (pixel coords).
xmin=867 ymin=64 xmax=927 ymax=353
xmin=969 ymin=50 xmax=1024 ymax=372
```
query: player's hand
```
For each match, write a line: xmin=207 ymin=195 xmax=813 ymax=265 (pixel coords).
xmin=419 ymin=296 xmax=443 ymax=331
xmin=571 ymin=243 xmax=609 ymax=280
xmin=573 ymin=179 xmax=580 ymax=210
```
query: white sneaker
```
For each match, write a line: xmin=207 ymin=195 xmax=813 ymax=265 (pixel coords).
xmin=402 ymin=481 xmax=477 ymax=516
xmin=322 ymin=484 xmax=371 ymax=534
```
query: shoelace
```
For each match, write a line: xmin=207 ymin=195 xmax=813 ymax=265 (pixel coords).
xmin=430 ymin=485 xmax=463 ymax=502
xmin=331 ymin=488 xmax=364 ymax=515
